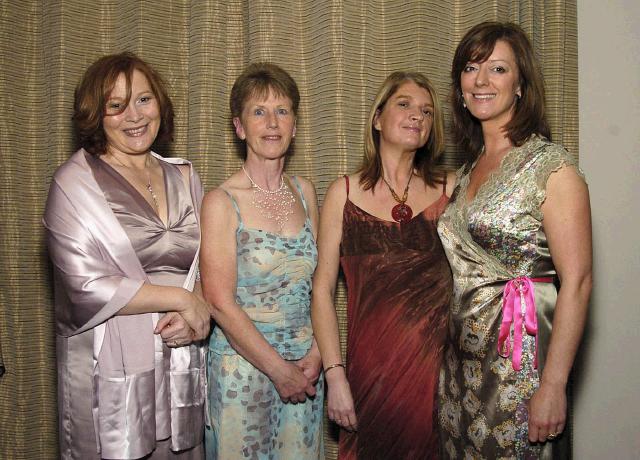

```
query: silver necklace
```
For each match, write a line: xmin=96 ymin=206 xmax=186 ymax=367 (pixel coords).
xmin=109 ymin=153 xmax=160 ymax=213
xmin=242 ymin=164 xmax=296 ymax=233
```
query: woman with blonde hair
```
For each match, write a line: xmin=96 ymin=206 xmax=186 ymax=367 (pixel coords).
xmin=312 ymin=71 xmax=455 ymax=459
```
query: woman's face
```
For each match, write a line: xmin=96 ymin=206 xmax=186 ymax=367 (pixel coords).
xmin=373 ymin=81 xmax=434 ymax=154
xmin=460 ymin=40 xmax=521 ymax=128
xmin=233 ymin=89 xmax=296 ymax=160
xmin=103 ymin=69 xmax=161 ymax=157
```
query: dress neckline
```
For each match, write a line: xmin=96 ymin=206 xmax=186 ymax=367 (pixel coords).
xmin=96 ymin=153 xmax=171 ymax=228
xmin=461 ymin=135 xmax=543 ymax=208
xmin=238 ymin=218 xmax=312 ymax=241
xmin=345 ymin=193 xmax=449 ymax=224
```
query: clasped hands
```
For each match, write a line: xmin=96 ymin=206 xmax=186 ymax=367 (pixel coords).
xmin=271 ymin=348 xmax=322 ymax=404
xmin=155 ymin=290 xmax=212 ymax=348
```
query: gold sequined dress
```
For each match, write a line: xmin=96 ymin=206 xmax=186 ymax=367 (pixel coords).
xmin=436 ymin=135 xmax=583 ymax=459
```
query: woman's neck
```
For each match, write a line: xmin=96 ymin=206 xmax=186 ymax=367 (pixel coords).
xmin=379 ymin=148 xmax=415 ymax=188
xmin=481 ymin=124 xmax=514 ymax=160
xmin=105 ymin=150 xmax=152 ymax=171
xmin=243 ymin=155 xmax=286 ymax=191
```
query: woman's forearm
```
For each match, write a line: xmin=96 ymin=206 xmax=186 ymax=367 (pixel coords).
xmin=311 ymin=287 xmax=349 ymax=386
xmin=119 ymin=283 xmax=211 ymax=340
xmin=210 ymin=299 xmax=289 ymax=380
xmin=540 ymin=275 xmax=592 ymax=386
xmin=118 ymin=283 xmax=190 ymax=315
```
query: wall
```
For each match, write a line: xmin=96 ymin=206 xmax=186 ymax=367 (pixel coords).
xmin=574 ymin=0 xmax=640 ymax=457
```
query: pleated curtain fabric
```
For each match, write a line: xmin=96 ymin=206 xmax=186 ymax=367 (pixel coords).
xmin=0 ymin=1 xmax=577 ymax=458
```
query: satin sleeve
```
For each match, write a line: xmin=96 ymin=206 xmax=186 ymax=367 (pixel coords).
xmin=191 ymin=168 xmax=204 ymax=211
xmin=43 ymin=180 xmax=143 ymax=336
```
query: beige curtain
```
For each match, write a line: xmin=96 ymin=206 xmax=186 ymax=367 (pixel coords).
xmin=0 ymin=1 xmax=576 ymax=458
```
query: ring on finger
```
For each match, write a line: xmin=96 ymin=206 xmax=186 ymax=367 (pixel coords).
xmin=547 ymin=432 xmax=559 ymax=440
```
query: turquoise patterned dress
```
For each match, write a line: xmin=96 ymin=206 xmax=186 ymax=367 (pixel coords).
xmin=205 ymin=177 xmax=323 ymax=460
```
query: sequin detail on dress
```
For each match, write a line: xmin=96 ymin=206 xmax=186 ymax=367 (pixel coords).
xmin=437 ymin=135 xmax=585 ymax=459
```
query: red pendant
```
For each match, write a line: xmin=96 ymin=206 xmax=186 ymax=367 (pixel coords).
xmin=391 ymin=203 xmax=413 ymax=223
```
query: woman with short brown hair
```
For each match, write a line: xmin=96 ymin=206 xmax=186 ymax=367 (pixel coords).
xmin=44 ymin=52 xmax=209 ymax=459
xmin=200 ymin=62 xmax=323 ymax=459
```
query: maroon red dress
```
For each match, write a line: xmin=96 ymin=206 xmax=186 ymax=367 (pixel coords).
xmin=338 ymin=176 xmax=452 ymax=460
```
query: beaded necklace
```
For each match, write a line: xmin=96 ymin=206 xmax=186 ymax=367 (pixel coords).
xmin=382 ymin=172 xmax=414 ymax=223
xmin=242 ymin=165 xmax=296 ymax=233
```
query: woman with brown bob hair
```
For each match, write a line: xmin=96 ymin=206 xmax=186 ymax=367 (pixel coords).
xmin=437 ymin=22 xmax=591 ymax=459
xmin=312 ymin=71 xmax=455 ymax=459
xmin=44 ymin=52 xmax=210 ymax=459
xmin=200 ymin=62 xmax=323 ymax=459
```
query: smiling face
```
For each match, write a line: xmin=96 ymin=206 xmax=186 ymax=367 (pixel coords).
xmin=102 ymin=69 xmax=161 ymax=157
xmin=233 ymin=88 xmax=297 ymax=160
xmin=460 ymin=39 xmax=521 ymax=129
xmin=373 ymin=80 xmax=434 ymax=154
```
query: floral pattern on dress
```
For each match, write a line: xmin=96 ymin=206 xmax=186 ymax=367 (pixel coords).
xmin=493 ymin=419 xmax=517 ymax=449
xmin=437 ymin=136 xmax=583 ymax=458
xmin=462 ymin=360 xmax=483 ymax=390
xmin=460 ymin=318 xmax=491 ymax=358
xmin=439 ymin=395 xmax=463 ymax=438
xmin=468 ymin=414 xmax=490 ymax=450
xmin=462 ymin=390 xmax=482 ymax=416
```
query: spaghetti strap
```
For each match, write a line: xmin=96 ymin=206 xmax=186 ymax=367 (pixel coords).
xmin=290 ymin=176 xmax=309 ymax=216
xmin=344 ymin=175 xmax=350 ymax=197
xmin=221 ymin=188 xmax=243 ymax=224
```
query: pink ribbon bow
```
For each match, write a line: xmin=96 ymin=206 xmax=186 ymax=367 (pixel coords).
xmin=497 ymin=276 xmax=541 ymax=371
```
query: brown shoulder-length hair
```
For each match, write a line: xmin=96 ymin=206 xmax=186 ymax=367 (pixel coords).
xmin=230 ymin=62 xmax=300 ymax=119
xmin=451 ymin=21 xmax=551 ymax=161
xmin=360 ymin=71 xmax=445 ymax=190
xmin=73 ymin=52 xmax=174 ymax=156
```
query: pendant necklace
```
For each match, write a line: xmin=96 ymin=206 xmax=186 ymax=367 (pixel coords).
xmin=382 ymin=171 xmax=414 ymax=223
xmin=109 ymin=153 xmax=160 ymax=213
xmin=242 ymin=164 xmax=296 ymax=233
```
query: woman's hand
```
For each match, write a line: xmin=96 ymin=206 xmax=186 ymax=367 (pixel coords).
xmin=155 ymin=312 xmax=195 ymax=347
xmin=325 ymin=367 xmax=358 ymax=432
xmin=269 ymin=361 xmax=316 ymax=404
xmin=527 ymin=381 xmax=567 ymax=442
xmin=295 ymin=343 xmax=322 ymax=385
xmin=175 ymin=290 xmax=211 ymax=341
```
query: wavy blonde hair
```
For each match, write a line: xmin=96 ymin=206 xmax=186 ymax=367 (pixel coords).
xmin=360 ymin=71 xmax=445 ymax=190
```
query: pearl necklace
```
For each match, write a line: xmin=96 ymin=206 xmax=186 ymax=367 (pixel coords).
xmin=242 ymin=165 xmax=296 ymax=233
xmin=109 ymin=153 xmax=160 ymax=213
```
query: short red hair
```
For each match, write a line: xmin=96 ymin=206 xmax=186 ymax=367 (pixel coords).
xmin=73 ymin=52 xmax=174 ymax=155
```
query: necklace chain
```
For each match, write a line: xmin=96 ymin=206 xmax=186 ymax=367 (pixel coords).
xmin=242 ymin=165 xmax=296 ymax=233
xmin=382 ymin=169 xmax=415 ymax=223
xmin=109 ymin=153 xmax=160 ymax=213
xmin=382 ymin=172 xmax=413 ymax=204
